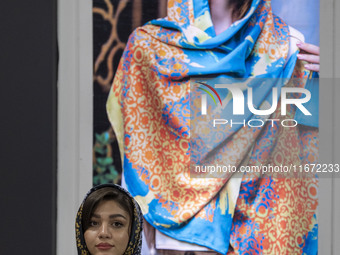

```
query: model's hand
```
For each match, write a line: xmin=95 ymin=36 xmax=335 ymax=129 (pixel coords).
xmin=297 ymin=42 xmax=320 ymax=72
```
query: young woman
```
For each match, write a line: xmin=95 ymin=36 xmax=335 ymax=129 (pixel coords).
xmin=75 ymin=184 xmax=143 ymax=255
xmin=107 ymin=0 xmax=318 ymax=254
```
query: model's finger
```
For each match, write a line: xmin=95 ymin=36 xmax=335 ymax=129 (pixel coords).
xmin=297 ymin=42 xmax=320 ymax=55
xmin=297 ymin=53 xmax=320 ymax=64
xmin=304 ymin=64 xmax=320 ymax=72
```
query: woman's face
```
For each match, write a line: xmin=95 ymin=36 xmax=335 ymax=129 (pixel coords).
xmin=84 ymin=200 xmax=131 ymax=255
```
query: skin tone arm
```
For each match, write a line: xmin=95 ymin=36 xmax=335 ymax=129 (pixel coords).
xmin=297 ymin=42 xmax=320 ymax=72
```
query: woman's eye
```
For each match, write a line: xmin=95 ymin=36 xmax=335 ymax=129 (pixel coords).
xmin=112 ymin=221 xmax=123 ymax=228
xmin=89 ymin=221 xmax=99 ymax=227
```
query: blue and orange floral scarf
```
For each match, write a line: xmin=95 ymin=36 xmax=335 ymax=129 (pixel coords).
xmin=107 ymin=0 xmax=318 ymax=254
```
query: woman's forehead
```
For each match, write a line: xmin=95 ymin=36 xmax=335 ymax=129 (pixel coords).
xmin=93 ymin=200 xmax=130 ymax=218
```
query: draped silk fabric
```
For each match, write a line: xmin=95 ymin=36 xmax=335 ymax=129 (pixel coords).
xmin=106 ymin=0 xmax=318 ymax=254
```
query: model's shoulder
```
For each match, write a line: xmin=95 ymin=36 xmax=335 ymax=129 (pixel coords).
xmin=127 ymin=25 xmax=161 ymax=44
xmin=128 ymin=26 xmax=150 ymax=40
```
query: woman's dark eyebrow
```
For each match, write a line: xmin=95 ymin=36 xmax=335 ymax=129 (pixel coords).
xmin=109 ymin=214 xmax=127 ymax=219
xmin=91 ymin=213 xmax=127 ymax=219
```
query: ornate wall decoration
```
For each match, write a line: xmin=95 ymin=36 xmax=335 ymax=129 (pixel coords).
xmin=93 ymin=0 xmax=162 ymax=184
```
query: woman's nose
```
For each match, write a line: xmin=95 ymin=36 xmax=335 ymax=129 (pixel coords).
xmin=98 ymin=224 xmax=111 ymax=238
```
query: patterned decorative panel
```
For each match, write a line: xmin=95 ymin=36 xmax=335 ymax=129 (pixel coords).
xmin=93 ymin=0 xmax=161 ymax=185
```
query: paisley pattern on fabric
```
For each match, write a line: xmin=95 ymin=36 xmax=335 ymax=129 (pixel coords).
xmin=75 ymin=184 xmax=143 ymax=255
xmin=106 ymin=0 xmax=318 ymax=254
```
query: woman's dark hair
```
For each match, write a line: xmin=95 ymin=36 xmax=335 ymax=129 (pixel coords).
xmin=230 ymin=0 xmax=252 ymax=21
xmin=82 ymin=187 xmax=134 ymax=232
xmin=208 ymin=0 xmax=252 ymax=23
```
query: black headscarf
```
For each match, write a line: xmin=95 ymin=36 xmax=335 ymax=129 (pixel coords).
xmin=75 ymin=184 xmax=143 ymax=255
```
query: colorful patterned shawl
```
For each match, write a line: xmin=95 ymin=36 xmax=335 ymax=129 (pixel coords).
xmin=106 ymin=0 xmax=318 ymax=254
xmin=75 ymin=184 xmax=143 ymax=255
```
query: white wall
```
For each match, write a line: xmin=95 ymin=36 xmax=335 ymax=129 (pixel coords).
xmin=57 ymin=0 xmax=340 ymax=254
xmin=57 ymin=0 xmax=93 ymax=254
xmin=319 ymin=0 xmax=340 ymax=253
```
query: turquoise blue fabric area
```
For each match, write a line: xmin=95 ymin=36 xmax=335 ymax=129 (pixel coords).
xmin=302 ymin=221 xmax=318 ymax=255
xmin=148 ymin=0 xmax=296 ymax=79
xmin=124 ymin=154 xmax=234 ymax=254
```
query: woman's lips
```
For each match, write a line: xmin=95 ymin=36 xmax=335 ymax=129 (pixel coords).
xmin=96 ymin=243 xmax=114 ymax=250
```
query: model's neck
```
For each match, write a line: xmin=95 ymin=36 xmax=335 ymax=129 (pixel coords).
xmin=209 ymin=0 xmax=234 ymax=35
